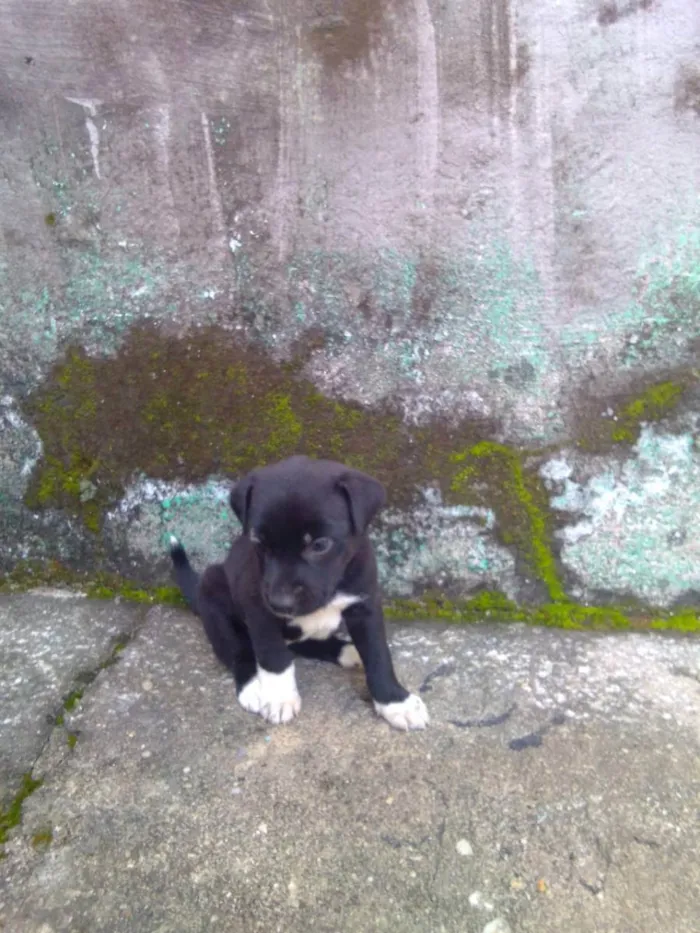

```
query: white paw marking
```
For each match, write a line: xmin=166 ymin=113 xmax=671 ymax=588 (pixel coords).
xmin=292 ymin=592 xmax=361 ymax=642
xmin=338 ymin=643 xmax=363 ymax=669
xmin=169 ymin=534 xmax=179 ymax=547
xmin=238 ymin=665 xmax=301 ymax=725
xmin=374 ymin=693 xmax=429 ymax=731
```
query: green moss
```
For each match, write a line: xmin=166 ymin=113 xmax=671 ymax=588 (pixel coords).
xmin=32 ymin=828 xmax=53 ymax=848
xmin=449 ymin=442 xmax=565 ymax=602
xmin=385 ymin=591 xmax=699 ymax=632
xmin=1 ymin=558 xmax=698 ymax=632
xmin=66 ymin=733 xmax=78 ymax=749
xmin=0 ymin=560 xmax=186 ymax=609
xmin=0 ymin=773 xmax=43 ymax=852
xmin=650 ymin=611 xmax=700 ymax=633
xmin=577 ymin=376 xmax=693 ymax=453
xmin=44 ymin=212 xmax=57 ymax=227
xmin=63 ymin=688 xmax=84 ymax=712
xmin=22 ymin=324 xmax=486 ymax=530
xmin=18 ymin=326 xmax=700 ymax=622
xmin=25 ymin=451 xmax=104 ymax=534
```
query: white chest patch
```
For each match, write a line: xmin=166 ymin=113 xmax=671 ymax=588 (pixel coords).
xmin=292 ymin=593 xmax=362 ymax=642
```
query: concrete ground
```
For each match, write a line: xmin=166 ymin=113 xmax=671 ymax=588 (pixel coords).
xmin=0 ymin=593 xmax=699 ymax=933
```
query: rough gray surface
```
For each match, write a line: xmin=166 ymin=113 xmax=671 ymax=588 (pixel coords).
xmin=1 ymin=595 xmax=699 ymax=932
xmin=0 ymin=593 xmax=146 ymax=806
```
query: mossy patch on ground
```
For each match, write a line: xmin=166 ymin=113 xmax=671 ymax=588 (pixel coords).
xmin=31 ymin=828 xmax=53 ymax=848
xmin=0 ymin=773 xmax=43 ymax=854
xmin=0 ymin=560 xmax=186 ymax=608
xmin=384 ymin=590 xmax=700 ymax=633
xmin=1 ymin=563 xmax=697 ymax=633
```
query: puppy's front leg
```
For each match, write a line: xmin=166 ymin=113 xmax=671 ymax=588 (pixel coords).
xmin=239 ymin=611 xmax=301 ymax=725
xmin=344 ymin=600 xmax=429 ymax=731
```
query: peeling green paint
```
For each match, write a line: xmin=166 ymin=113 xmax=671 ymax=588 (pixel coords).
xmin=549 ymin=427 xmax=700 ymax=607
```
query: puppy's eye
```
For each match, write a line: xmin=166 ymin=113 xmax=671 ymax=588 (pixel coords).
xmin=308 ymin=537 xmax=332 ymax=556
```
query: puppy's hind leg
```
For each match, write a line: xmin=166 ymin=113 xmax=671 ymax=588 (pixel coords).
xmin=197 ymin=565 xmax=257 ymax=697
xmin=290 ymin=636 xmax=363 ymax=669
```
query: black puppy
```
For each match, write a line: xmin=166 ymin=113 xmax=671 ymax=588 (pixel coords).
xmin=169 ymin=455 xmax=428 ymax=731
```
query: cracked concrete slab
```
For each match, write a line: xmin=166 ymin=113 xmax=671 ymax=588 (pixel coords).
xmin=0 ymin=597 xmax=699 ymax=932
xmin=0 ymin=593 xmax=147 ymax=807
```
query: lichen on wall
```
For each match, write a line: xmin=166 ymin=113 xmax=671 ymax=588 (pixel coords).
xmin=543 ymin=425 xmax=700 ymax=608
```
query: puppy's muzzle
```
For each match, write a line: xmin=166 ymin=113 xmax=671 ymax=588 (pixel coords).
xmin=264 ymin=585 xmax=305 ymax=618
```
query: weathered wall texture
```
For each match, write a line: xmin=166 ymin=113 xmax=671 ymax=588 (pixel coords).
xmin=1 ymin=0 xmax=699 ymax=611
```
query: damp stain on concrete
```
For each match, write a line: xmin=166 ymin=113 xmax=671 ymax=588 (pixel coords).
xmin=306 ymin=0 xmax=390 ymax=69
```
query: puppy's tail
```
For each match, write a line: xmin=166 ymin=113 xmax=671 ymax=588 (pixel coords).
xmin=169 ymin=536 xmax=199 ymax=614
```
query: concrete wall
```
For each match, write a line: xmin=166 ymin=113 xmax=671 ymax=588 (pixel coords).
xmin=1 ymin=0 xmax=699 ymax=611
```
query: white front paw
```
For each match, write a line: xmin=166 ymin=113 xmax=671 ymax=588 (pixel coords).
xmin=374 ymin=693 xmax=429 ymax=731
xmin=261 ymin=691 xmax=301 ymax=725
xmin=238 ymin=665 xmax=301 ymax=725
xmin=238 ymin=675 xmax=266 ymax=714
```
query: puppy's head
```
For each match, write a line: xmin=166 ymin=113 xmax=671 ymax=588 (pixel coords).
xmin=230 ymin=455 xmax=385 ymax=618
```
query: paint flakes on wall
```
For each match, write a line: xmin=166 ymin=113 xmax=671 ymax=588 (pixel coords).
xmin=107 ymin=476 xmax=237 ymax=570
xmin=105 ymin=477 xmax=518 ymax=600
xmin=371 ymin=486 xmax=519 ymax=599
xmin=543 ymin=427 xmax=700 ymax=607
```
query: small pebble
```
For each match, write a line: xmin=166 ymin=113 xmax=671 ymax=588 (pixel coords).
xmin=141 ymin=750 xmax=151 ymax=759
xmin=469 ymin=891 xmax=494 ymax=910
xmin=483 ymin=920 xmax=512 ymax=933
xmin=456 ymin=838 xmax=473 ymax=857
xmin=142 ymin=679 xmax=153 ymax=692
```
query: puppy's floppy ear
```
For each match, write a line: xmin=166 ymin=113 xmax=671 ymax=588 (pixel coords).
xmin=337 ymin=469 xmax=386 ymax=535
xmin=230 ymin=471 xmax=256 ymax=533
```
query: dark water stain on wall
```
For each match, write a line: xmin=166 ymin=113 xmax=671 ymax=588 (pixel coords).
xmin=306 ymin=0 xmax=390 ymax=68
xmin=597 ymin=0 xmax=654 ymax=27
xmin=674 ymin=63 xmax=700 ymax=116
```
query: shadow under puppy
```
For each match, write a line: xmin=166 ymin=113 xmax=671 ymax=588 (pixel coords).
xmin=170 ymin=455 xmax=428 ymax=731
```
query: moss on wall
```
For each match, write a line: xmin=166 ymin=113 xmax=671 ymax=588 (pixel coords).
xmin=21 ymin=324 xmax=492 ymax=527
xmin=574 ymin=374 xmax=696 ymax=453
xmin=1 ymin=563 xmax=697 ymax=632
xmin=18 ymin=324 xmax=700 ymax=613
xmin=449 ymin=442 xmax=564 ymax=601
